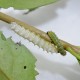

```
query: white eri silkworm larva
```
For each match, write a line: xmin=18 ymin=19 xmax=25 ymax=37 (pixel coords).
xmin=10 ymin=22 xmax=57 ymax=53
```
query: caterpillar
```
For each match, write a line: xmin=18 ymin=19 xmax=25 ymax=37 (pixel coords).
xmin=47 ymin=31 xmax=66 ymax=55
xmin=10 ymin=22 xmax=57 ymax=53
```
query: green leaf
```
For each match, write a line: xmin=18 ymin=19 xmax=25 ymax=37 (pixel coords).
xmin=0 ymin=69 xmax=9 ymax=80
xmin=0 ymin=0 xmax=57 ymax=10
xmin=0 ymin=31 xmax=38 ymax=80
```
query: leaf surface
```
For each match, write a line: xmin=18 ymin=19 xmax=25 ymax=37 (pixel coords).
xmin=0 ymin=31 xmax=38 ymax=80
xmin=0 ymin=0 xmax=57 ymax=10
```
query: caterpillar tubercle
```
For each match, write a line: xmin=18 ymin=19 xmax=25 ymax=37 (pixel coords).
xmin=10 ymin=22 xmax=57 ymax=53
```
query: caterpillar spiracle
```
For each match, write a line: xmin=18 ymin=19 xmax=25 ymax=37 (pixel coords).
xmin=10 ymin=22 xmax=57 ymax=53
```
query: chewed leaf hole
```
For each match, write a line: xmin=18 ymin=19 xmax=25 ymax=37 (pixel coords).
xmin=24 ymin=66 xmax=27 ymax=69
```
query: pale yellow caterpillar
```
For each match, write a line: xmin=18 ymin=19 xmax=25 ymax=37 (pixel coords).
xmin=10 ymin=22 xmax=57 ymax=53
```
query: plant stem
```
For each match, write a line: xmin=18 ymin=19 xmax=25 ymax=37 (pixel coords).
xmin=0 ymin=12 xmax=80 ymax=63
xmin=0 ymin=12 xmax=50 ymax=42
xmin=66 ymin=47 xmax=80 ymax=60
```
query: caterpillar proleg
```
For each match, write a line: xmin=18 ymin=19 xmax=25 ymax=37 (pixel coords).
xmin=10 ymin=22 xmax=57 ymax=53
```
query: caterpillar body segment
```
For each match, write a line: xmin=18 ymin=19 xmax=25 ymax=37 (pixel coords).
xmin=10 ymin=22 xmax=57 ymax=53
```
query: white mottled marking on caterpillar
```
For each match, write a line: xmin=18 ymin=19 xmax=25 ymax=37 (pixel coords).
xmin=10 ymin=22 xmax=57 ymax=53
